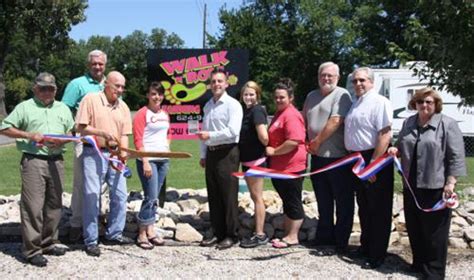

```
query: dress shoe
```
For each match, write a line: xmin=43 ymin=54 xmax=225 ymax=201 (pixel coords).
xmin=27 ymin=254 xmax=48 ymax=267
xmin=216 ymin=237 xmax=235 ymax=250
xmin=85 ymin=245 xmax=101 ymax=257
xmin=102 ymin=235 xmax=134 ymax=246
xmin=361 ymin=259 xmax=384 ymax=269
xmin=43 ymin=246 xmax=67 ymax=256
xmin=409 ymin=263 xmax=422 ymax=273
xmin=200 ymin=236 xmax=219 ymax=247
xmin=347 ymin=247 xmax=367 ymax=259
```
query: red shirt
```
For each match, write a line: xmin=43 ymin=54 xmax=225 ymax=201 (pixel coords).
xmin=268 ymin=104 xmax=307 ymax=172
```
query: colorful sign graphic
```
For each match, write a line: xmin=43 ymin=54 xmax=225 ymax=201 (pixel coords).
xmin=147 ymin=49 xmax=249 ymax=139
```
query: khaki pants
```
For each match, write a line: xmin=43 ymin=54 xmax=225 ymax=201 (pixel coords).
xmin=20 ymin=154 xmax=64 ymax=258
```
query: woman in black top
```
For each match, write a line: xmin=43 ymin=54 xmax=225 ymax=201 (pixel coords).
xmin=238 ymin=81 xmax=269 ymax=248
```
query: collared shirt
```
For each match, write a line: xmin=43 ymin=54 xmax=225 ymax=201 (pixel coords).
xmin=0 ymin=98 xmax=74 ymax=156
xmin=303 ymin=86 xmax=352 ymax=158
xmin=268 ymin=104 xmax=307 ymax=172
xmin=75 ymin=92 xmax=132 ymax=147
xmin=397 ymin=113 xmax=466 ymax=189
xmin=200 ymin=92 xmax=243 ymax=159
xmin=344 ymin=89 xmax=393 ymax=151
xmin=62 ymin=73 xmax=105 ymax=112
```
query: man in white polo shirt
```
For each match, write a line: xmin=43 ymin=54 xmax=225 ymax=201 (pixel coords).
xmin=344 ymin=67 xmax=394 ymax=269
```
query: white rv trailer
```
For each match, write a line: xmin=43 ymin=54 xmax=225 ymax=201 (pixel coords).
xmin=346 ymin=66 xmax=474 ymax=138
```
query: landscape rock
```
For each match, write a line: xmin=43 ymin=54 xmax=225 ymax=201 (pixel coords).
xmin=452 ymin=216 xmax=469 ymax=227
xmin=174 ymin=223 xmax=203 ymax=242
xmin=272 ymin=215 xmax=284 ymax=230
xmin=157 ymin=217 xmax=176 ymax=230
xmin=176 ymin=199 xmax=200 ymax=214
xmin=449 ymin=237 xmax=468 ymax=249
xmin=463 ymin=201 xmax=474 ymax=213
xmin=463 ymin=227 xmax=474 ymax=242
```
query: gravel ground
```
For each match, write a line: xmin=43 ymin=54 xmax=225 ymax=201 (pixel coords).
xmin=0 ymin=242 xmax=472 ymax=279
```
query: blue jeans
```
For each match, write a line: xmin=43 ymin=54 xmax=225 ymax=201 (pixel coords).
xmin=136 ymin=159 xmax=169 ymax=226
xmin=82 ymin=146 xmax=128 ymax=246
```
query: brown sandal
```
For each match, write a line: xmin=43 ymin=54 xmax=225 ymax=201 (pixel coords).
xmin=148 ymin=236 xmax=164 ymax=246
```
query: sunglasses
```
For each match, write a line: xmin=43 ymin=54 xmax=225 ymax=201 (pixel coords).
xmin=351 ymin=78 xmax=367 ymax=84
xmin=416 ymin=100 xmax=434 ymax=105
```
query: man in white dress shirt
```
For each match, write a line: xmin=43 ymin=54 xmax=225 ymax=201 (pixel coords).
xmin=197 ymin=69 xmax=243 ymax=250
xmin=344 ymin=67 xmax=394 ymax=269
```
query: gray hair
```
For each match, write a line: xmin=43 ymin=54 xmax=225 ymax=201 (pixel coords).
xmin=318 ymin=62 xmax=340 ymax=76
xmin=88 ymin=49 xmax=107 ymax=63
xmin=352 ymin=67 xmax=374 ymax=82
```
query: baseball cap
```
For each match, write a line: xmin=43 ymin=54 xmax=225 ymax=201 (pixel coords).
xmin=35 ymin=72 xmax=57 ymax=88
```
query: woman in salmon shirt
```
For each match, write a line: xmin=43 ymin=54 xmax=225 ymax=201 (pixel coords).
xmin=266 ymin=78 xmax=307 ymax=248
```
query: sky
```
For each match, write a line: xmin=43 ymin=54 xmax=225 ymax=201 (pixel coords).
xmin=69 ymin=0 xmax=244 ymax=48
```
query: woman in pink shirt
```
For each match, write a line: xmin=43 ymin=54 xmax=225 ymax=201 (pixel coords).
xmin=266 ymin=78 xmax=307 ymax=248
xmin=133 ymin=82 xmax=170 ymax=249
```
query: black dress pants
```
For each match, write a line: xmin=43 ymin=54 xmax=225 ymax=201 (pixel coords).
xmin=404 ymin=187 xmax=451 ymax=280
xmin=310 ymin=156 xmax=354 ymax=249
xmin=354 ymin=149 xmax=394 ymax=262
xmin=205 ymin=145 xmax=240 ymax=240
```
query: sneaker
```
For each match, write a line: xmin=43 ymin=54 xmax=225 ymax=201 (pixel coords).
xmin=102 ymin=235 xmax=134 ymax=246
xmin=43 ymin=246 xmax=67 ymax=256
xmin=240 ymin=233 xmax=269 ymax=248
xmin=85 ymin=245 xmax=101 ymax=257
xmin=27 ymin=254 xmax=48 ymax=267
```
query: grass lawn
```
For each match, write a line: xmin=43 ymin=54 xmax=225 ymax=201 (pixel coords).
xmin=0 ymin=139 xmax=472 ymax=196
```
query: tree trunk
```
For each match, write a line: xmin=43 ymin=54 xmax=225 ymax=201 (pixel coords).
xmin=0 ymin=73 xmax=6 ymax=118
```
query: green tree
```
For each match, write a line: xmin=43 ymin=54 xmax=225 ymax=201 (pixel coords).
xmin=214 ymin=0 xmax=358 ymax=111
xmin=403 ymin=0 xmax=474 ymax=104
xmin=350 ymin=0 xmax=473 ymax=103
xmin=0 ymin=0 xmax=86 ymax=116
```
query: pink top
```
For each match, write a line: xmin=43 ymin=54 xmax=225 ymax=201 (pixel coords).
xmin=133 ymin=106 xmax=170 ymax=161
xmin=268 ymin=104 xmax=307 ymax=172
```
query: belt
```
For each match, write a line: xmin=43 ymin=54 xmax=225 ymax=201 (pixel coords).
xmin=208 ymin=143 xmax=236 ymax=151
xmin=24 ymin=153 xmax=63 ymax=161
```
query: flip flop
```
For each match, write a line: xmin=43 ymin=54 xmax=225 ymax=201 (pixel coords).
xmin=272 ymin=239 xmax=299 ymax=249
xmin=136 ymin=240 xmax=154 ymax=250
xmin=148 ymin=236 xmax=165 ymax=246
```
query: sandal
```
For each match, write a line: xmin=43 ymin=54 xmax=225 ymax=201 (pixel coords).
xmin=136 ymin=240 xmax=154 ymax=250
xmin=272 ymin=239 xmax=299 ymax=249
xmin=148 ymin=236 xmax=164 ymax=246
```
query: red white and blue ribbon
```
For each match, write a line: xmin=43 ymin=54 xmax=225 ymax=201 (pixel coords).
xmin=234 ymin=152 xmax=458 ymax=212
xmin=392 ymin=157 xmax=458 ymax=212
xmin=36 ymin=134 xmax=131 ymax=177
xmin=234 ymin=152 xmax=390 ymax=181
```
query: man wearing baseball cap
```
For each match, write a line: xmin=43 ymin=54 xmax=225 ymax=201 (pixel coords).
xmin=0 ymin=72 xmax=74 ymax=267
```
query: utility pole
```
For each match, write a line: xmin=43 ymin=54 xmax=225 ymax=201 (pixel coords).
xmin=202 ymin=3 xmax=207 ymax=49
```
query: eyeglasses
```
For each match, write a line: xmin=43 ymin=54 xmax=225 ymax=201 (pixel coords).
xmin=351 ymin=78 xmax=367 ymax=84
xmin=416 ymin=100 xmax=434 ymax=105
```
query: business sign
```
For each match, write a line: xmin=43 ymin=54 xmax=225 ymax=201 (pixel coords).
xmin=147 ymin=49 xmax=249 ymax=139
